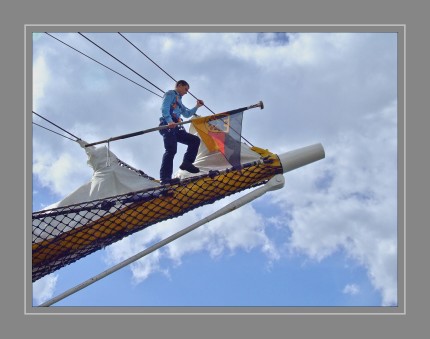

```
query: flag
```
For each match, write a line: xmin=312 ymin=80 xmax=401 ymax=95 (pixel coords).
xmin=192 ymin=110 xmax=244 ymax=168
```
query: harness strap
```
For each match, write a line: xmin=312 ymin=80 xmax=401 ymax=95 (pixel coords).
xmin=169 ymin=94 xmax=180 ymax=123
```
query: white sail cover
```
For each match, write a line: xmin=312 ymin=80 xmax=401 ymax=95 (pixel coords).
xmin=44 ymin=126 xmax=263 ymax=210
xmin=45 ymin=140 xmax=160 ymax=209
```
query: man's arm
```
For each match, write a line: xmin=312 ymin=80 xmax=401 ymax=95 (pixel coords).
xmin=180 ymin=99 xmax=205 ymax=118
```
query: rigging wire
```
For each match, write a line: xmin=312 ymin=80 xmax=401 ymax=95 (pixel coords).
xmin=117 ymin=33 xmax=210 ymax=110
xmin=118 ymin=32 xmax=254 ymax=147
xmin=118 ymin=33 xmax=178 ymax=87
xmin=32 ymin=122 xmax=76 ymax=141
xmin=78 ymin=32 xmax=165 ymax=95
xmin=45 ymin=33 xmax=163 ymax=98
xmin=39 ymin=32 xmax=255 ymax=146
xmin=32 ymin=111 xmax=80 ymax=141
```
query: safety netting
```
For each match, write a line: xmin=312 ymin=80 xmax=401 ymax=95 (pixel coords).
xmin=32 ymin=146 xmax=282 ymax=282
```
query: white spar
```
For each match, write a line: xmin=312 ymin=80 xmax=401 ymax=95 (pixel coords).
xmin=38 ymin=143 xmax=325 ymax=307
xmin=277 ymin=143 xmax=325 ymax=173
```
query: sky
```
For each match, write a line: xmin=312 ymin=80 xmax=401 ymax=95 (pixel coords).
xmin=31 ymin=31 xmax=398 ymax=308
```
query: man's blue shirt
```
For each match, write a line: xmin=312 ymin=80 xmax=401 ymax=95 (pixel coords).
xmin=160 ymin=90 xmax=198 ymax=124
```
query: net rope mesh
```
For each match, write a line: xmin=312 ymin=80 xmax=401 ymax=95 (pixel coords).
xmin=32 ymin=148 xmax=282 ymax=282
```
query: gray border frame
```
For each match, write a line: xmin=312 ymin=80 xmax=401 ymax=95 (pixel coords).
xmin=26 ymin=25 xmax=404 ymax=315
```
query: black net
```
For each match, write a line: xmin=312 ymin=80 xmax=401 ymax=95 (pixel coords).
xmin=32 ymin=149 xmax=282 ymax=282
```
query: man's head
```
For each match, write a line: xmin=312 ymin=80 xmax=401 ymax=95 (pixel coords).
xmin=175 ymin=80 xmax=190 ymax=96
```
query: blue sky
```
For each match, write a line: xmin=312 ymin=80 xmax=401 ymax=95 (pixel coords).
xmin=31 ymin=31 xmax=398 ymax=308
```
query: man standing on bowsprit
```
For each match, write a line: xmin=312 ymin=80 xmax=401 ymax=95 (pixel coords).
xmin=159 ymin=80 xmax=205 ymax=185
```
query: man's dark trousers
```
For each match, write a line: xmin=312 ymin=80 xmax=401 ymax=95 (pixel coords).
xmin=160 ymin=127 xmax=200 ymax=182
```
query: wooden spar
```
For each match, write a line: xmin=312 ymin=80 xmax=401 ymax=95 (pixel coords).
xmin=84 ymin=101 xmax=264 ymax=147
xmin=84 ymin=120 xmax=191 ymax=147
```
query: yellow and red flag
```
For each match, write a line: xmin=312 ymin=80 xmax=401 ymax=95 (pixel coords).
xmin=192 ymin=111 xmax=244 ymax=167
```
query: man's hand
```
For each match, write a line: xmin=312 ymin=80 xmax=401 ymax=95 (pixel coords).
xmin=196 ymin=99 xmax=204 ymax=107
xmin=167 ymin=121 xmax=176 ymax=128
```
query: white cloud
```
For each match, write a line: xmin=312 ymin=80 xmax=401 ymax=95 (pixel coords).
xmin=32 ymin=144 xmax=91 ymax=196
xmin=32 ymin=274 xmax=58 ymax=305
xmin=33 ymin=53 xmax=50 ymax=110
xmin=103 ymin=194 xmax=280 ymax=284
xmin=103 ymin=236 xmax=170 ymax=284
xmin=269 ymin=99 xmax=397 ymax=305
xmin=32 ymin=32 xmax=398 ymax=306
xmin=343 ymin=283 xmax=360 ymax=296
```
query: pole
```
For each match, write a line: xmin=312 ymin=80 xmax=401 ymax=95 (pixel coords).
xmin=38 ymin=173 xmax=284 ymax=307
xmin=84 ymin=120 xmax=192 ymax=147
xmin=84 ymin=101 xmax=264 ymax=147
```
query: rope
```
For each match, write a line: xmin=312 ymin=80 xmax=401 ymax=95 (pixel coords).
xmin=32 ymin=111 xmax=80 ymax=140
xmin=117 ymin=32 xmax=215 ymax=115
xmin=118 ymin=33 xmax=176 ymax=81
xmin=118 ymin=33 xmax=212 ymax=111
xmin=32 ymin=122 xmax=76 ymax=141
xmin=45 ymin=33 xmax=163 ymax=98
xmin=78 ymin=32 xmax=165 ymax=95
xmin=37 ymin=33 xmax=255 ymax=145
xmin=118 ymin=32 xmax=254 ymax=147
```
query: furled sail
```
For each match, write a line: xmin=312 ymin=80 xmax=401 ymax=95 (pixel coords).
xmin=32 ymin=126 xmax=283 ymax=282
